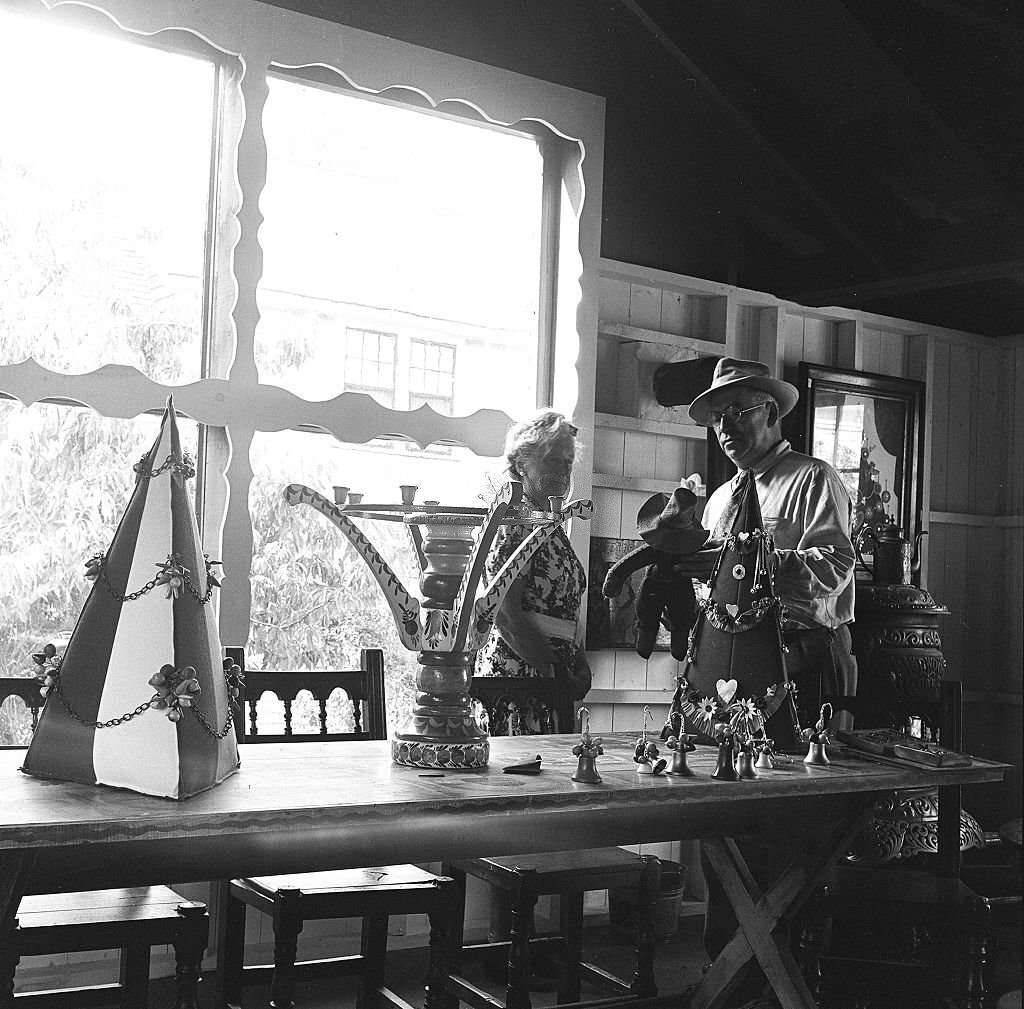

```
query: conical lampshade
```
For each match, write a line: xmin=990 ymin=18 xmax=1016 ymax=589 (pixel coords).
xmin=22 ymin=398 xmax=240 ymax=798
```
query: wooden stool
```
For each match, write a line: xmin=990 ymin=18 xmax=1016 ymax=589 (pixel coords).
xmin=444 ymin=850 xmax=660 ymax=1008
xmin=222 ymin=868 xmax=457 ymax=1009
xmin=10 ymin=887 xmax=208 ymax=1008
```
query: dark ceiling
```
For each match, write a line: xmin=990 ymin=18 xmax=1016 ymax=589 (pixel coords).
xmin=272 ymin=0 xmax=1023 ymax=337
xmin=628 ymin=0 xmax=1024 ymax=336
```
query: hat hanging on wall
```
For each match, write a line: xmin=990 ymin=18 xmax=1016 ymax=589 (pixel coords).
xmin=22 ymin=397 xmax=240 ymax=799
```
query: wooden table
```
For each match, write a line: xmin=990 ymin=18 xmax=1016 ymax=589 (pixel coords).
xmin=0 ymin=734 xmax=1006 ymax=1009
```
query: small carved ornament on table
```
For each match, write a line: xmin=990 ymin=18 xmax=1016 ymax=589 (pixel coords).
xmin=802 ymin=702 xmax=833 ymax=766
xmin=661 ymin=710 xmax=696 ymax=776
xmin=633 ymin=705 xmax=667 ymax=776
xmin=571 ymin=706 xmax=604 ymax=784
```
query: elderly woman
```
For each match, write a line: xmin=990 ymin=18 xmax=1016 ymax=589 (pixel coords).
xmin=475 ymin=408 xmax=592 ymax=703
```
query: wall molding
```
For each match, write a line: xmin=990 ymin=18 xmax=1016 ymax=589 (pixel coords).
xmin=930 ymin=510 xmax=1024 ymax=529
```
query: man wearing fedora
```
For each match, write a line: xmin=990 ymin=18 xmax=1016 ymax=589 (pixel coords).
xmin=674 ymin=356 xmax=858 ymax=732
xmin=674 ymin=357 xmax=859 ymax=971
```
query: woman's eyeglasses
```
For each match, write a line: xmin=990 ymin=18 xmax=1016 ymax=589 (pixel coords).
xmin=708 ymin=402 xmax=768 ymax=427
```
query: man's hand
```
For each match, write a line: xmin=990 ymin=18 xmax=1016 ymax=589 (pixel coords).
xmin=671 ymin=541 xmax=723 ymax=581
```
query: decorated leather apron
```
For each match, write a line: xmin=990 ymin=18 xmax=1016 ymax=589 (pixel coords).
xmin=664 ymin=474 xmax=801 ymax=752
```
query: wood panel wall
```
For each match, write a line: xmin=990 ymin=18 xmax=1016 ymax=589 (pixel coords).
xmin=593 ymin=259 xmax=1023 ymax=827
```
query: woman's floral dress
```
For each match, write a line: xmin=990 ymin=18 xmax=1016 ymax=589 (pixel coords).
xmin=474 ymin=516 xmax=586 ymax=680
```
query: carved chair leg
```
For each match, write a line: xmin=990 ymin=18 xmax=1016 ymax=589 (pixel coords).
xmin=270 ymin=889 xmax=304 ymax=1009
xmin=120 ymin=943 xmax=151 ymax=1009
xmin=793 ymin=884 xmax=831 ymax=1005
xmin=953 ymin=895 xmax=990 ymax=1009
xmin=218 ymin=885 xmax=247 ymax=1008
xmin=439 ymin=863 xmax=467 ymax=1009
xmin=0 ymin=920 xmax=19 ymax=1009
xmin=506 ymin=867 xmax=538 ymax=1009
xmin=357 ymin=914 xmax=389 ymax=1009
xmin=557 ymin=892 xmax=583 ymax=1004
xmin=630 ymin=855 xmax=659 ymax=1000
xmin=172 ymin=900 xmax=209 ymax=1009
xmin=424 ymin=876 xmax=456 ymax=1009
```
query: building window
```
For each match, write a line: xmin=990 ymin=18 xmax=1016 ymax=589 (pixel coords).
xmin=409 ymin=340 xmax=455 ymax=415
xmin=344 ymin=329 xmax=397 ymax=408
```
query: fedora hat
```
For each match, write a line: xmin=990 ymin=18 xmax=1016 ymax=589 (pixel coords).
xmin=688 ymin=357 xmax=799 ymax=426
xmin=636 ymin=487 xmax=710 ymax=555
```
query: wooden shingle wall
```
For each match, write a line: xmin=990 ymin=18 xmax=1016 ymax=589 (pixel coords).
xmin=590 ymin=258 xmax=1022 ymax=826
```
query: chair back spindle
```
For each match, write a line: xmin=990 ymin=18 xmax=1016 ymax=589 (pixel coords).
xmin=0 ymin=677 xmax=46 ymax=748
xmin=469 ymin=675 xmax=575 ymax=737
xmin=226 ymin=647 xmax=387 ymax=744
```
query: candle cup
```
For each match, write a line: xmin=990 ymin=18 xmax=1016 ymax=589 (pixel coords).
xmin=399 ymin=485 xmax=418 ymax=506
xmin=347 ymin=492 xmax=363 ymax=505
xmin=332 ymin=486 xmax=349 ymax=505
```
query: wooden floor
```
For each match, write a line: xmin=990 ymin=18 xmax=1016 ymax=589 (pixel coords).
xmin=148 ymin=917 xmax=712 ymax=1008
xmin=138 ymin=906 xmax=1022 ymax=1009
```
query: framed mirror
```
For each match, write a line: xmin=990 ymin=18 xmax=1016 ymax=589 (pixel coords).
xmin=787 ymin=364 xmax=925 ymax=567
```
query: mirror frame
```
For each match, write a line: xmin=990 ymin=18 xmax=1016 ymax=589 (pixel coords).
xmin=787 ymin=363 xmax=926 ymax=553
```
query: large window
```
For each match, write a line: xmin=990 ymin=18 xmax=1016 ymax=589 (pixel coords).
xmin=0 ymin=0 xmax=602 ymax=739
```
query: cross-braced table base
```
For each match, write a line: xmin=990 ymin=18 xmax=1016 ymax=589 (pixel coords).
xmin=691 ymin=808 xmax=872 ymax=1009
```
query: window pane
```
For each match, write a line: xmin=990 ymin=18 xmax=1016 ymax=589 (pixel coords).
xmin=249 ymin=429 xmax=500 ymax=732
xmin=256 ymin=77 xmax=543 ymax=419
xmin=0 ymin=10 xmax=213 ymax=382
xmin=0 ymin=401 xmax=199 ymax=685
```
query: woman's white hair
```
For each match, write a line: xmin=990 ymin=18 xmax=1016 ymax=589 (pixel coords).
xmin=503 ymin=408 xmax=579 ymax=478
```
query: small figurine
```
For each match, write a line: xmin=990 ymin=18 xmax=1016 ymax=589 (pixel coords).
xmin=662 ymin=711 xmax=697 ymax=776
xmin=602 ymin=480 xmax=709 ymax=660
xmin=571 ymin=707 xmax=604 ymax=783
xmin=735 ymin=738 xmax=758 ymax=779
xmin=802 ymin=702 xmax=833 ymax=765
xmin=753 ymin=735 xmax=776 ymax=770
xmin=634 ymin=705 xmax=664 ymax=774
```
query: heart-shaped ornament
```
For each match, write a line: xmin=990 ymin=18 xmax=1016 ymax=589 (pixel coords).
xmin=725 ymin=603 xmax=740 ymax=619
xmin=716 ymin=678 xmax=738 ymax=703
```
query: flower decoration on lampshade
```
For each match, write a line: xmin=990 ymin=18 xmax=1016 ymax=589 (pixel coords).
xmin=31 ymin=643 xmax=62 ymax=698
xmin=675 ymin=676 xmax=769 ymax=749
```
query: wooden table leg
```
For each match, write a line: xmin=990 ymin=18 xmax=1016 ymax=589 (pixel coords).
xmin=690 ymin=805 xmax=874 ymax=1009
xmin=0 ymin=851 xmax=36 ymax=1009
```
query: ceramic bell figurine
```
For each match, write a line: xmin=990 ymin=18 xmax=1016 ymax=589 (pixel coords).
xmin=711 ymin=733 xmax=740 ymax=781
xmin=802 ymin=703 xmax=833 ymax=766
xmin=634 ymin=706 xmax=660 ymax=774
xmin=735 ymin=741 xmax=758 ymax=779
xmin=665 ymin=732 xmax=697 ymax=776
xmin=571 ymin=707 xmax=604 ymax=784
xmin=754 ymin=737 xmax=776 ymax=771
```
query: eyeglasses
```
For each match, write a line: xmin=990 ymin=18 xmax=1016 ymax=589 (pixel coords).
xmin=708 ymin=402 xmax=769 ymax=427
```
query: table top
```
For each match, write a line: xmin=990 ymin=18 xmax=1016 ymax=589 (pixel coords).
xmin=0 ymin=734 xmax=1005 ymax=893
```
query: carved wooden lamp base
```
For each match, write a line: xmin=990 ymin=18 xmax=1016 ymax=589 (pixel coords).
xmin=391 ymin=651 xmax=490 ymax=769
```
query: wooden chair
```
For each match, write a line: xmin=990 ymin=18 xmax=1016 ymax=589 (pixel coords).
xmin=442 ymin=677 xmax=662 ymax=1009
xmin=0 ymin=678 xmax=209 ymax=1009
xmin=469 ymin=676 xmax=574 ymax=737
xmin=811 ymin=680 xmax=995 ymax=1009
xmin=216 ymin=647 xmax=457 ymax=1009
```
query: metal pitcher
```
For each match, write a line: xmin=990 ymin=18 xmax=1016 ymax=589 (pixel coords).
xmin=855 ymin=518 xmax=926 ymax=586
